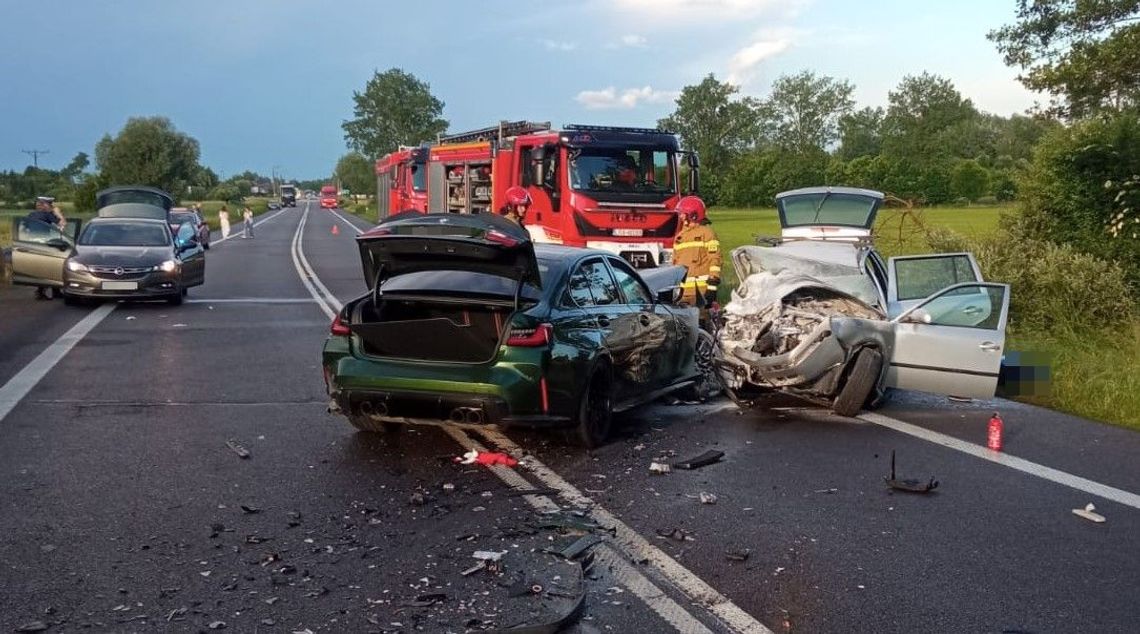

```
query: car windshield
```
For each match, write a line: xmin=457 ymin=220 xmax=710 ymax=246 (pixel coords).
xmin=569 ymin=148 xmax=675 ymax=195
xmin=779 ymin=192 xmax=878 ymax=228
xmin=79 ymin=222 xmax=170 ymax=247
xmin=170 ymin=213 xmax=196 ymax=226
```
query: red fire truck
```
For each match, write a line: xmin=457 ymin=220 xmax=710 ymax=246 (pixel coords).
xmin=319 ymin=185 xmax=338 ymax=209
xmin=374 ymin=121 xmax=701 ymax=267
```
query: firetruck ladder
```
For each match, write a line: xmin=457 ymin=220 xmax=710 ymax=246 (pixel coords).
xmin=438 ymin=120 xmax=551 ymax=145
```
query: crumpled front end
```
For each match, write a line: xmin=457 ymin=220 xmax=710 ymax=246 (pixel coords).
xmin=717 ymin=268 xmax=887 ymax=400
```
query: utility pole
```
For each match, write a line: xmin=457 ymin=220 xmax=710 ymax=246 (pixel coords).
xmin=21 ymin=149 xmax=49 ymax=168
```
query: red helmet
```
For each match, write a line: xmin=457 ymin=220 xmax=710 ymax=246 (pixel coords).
xmin=505 ymin=186 xmax=531 ymax=207
xmin=676 ymin=196 xmax=706 ymax=224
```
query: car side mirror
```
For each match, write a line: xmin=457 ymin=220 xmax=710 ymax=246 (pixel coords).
xmin=656 ymin=286 xmax=681 ymax=304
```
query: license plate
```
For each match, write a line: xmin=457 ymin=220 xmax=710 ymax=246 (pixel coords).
xmin=612 ymin=228 xmax=644 ymax=237
xmin=102 ymin=281 xmax=138 ymax=291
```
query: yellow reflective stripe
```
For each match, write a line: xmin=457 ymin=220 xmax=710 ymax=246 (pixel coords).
xmin=706 ymin=285 xmax=718 ymax=291
xmin=709 ymin=266 xmax=721 ymax=274
xmin=706 ymin=239 xmax=720 ymax=253
xmin=674 ymin=240 xmax=706 ymax=251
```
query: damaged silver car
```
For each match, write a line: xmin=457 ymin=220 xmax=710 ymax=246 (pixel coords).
xmin=716 ymin=187 xmax=1010 ymax=416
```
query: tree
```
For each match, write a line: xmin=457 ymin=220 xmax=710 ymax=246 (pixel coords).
xmin=759 ymin=71 xmax=855 ymax=154
xmin=94 ymin=116 xmax=201 ymax=198
xmin=950 ymin=159 xmax=990 ymax=202
xmin=61 ymin=152 xmax=90 ymax=182
xmin=882 ymin=73 xmax=979 ymax=160
xmin=988 ymin=0 xmax=1140 ymax=118
xmin=335 ymin=152 xmax=376 ymax=196
xmin=342 ymin=68 xmax=448 ymax=158
xmin=658 ymin=74 xmax=761 ymax=203
xmin=837 ymin=107 xmax=885 ymax=160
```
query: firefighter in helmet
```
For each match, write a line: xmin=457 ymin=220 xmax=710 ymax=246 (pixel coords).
xmin=672 ymin=197 xmax=721 ymax=309
xmin=501 ymin=186 xmax=531 ymax=225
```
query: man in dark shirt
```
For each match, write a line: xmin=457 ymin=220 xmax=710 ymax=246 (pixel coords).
xmin=24 ymin=196 xmax=63 ymax=300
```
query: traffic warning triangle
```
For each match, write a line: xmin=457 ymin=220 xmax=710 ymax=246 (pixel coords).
xmin=331 ymin=224 xmax=339 ymax=236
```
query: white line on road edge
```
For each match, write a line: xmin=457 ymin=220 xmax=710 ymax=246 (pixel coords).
xmin=292 ymin=204 xmax=342 ymax=313
xmin=442 ymin=427 xmax=719 ymax=634
xmin=474 ymin=427 xmax=774 ymax=634
xmin=0 ymin=303 xmax=116 ymax=424
xmin=289 ymin=204 xmax=337 ymax=320
xmin=326 ymin=207 xmax=372 ymax=233
xmin=858 ymin=411 xmax=1140 ymax=510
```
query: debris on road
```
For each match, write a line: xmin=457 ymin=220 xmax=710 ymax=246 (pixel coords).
xmin=225 ymin=439 xmax=250 ymax=459
xmin=884 ymin=450 xmax=938 ymax=493
xmin=400 ymin=592 xmax=447 ymax=608
xmin=455 ymin=449 xmax=519 ymax=467
xmin=240 ymin=504 xmax=262 ymax=514
xmin=507 ymin=487 xmax=560 ymax=498
xmin=649 ymin=461 xmax=672 ymax=474
xmin=672 ymin=449 xmax=725 ymax=470
xmin=725 ymin=549 xmax=751 ymax=562
xmin=699 ymin=492 xmax=718 ymax=505
xmin=207 ymin=621 xmax=227 ymax=630
xmin=814 ymin=488 xmax=839 ymax=494
xmin=15 ymin=621 xmax=49 ymax=633
xmin=545 ymin=534 xmax=602 ymax=560
xmin=1072 ymin=503 xmax=1106 ymax=523
xmin=655 ymin=527 xmax=695 ymax=542
xmin=125 ymin=316 xmax=136 ymax=321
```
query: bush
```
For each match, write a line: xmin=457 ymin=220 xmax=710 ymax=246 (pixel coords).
xmin=925 ymin=226 xmax=1135 ymax=334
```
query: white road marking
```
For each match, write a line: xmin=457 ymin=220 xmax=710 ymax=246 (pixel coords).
xmin=475 ymin=427 xmax=773 ymax=634
xmin=326 ymin=207 xmax=372 ymax=233
xmin=289 ymin=203 xmax=337 ymax=320
xmin=0 ymin=303 xmax=116 ymax=424
xmin=858 ymin=411 xmax=1140 ymax=509
xmin=443 ymin=427 xmax=719 ymax=634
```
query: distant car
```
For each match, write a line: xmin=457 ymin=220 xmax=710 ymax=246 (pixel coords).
xmin=267 ymin=202 xmax=282 ymax=210
xmin=323 ymin=213 xmax=716 ymax=447
xmin=170 ymin=208 xmax=210 ymax=249
xmin=716 ymin=187 xmax=1011 ymax=415
xmin=10 ymin=216 xmax=205 ymax=306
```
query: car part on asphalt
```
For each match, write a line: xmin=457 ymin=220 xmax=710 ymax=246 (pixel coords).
xmin=699 ymin=491 xmax=718 ymax=504
xmin=456 ymin=449 xmax=519 ymax=467
xmin=649 ymin=461 xmax=672 ymax=474
xmin=225 ymin=439 xmax=250 ymax=459
xmin=672 ymin=449 xmax=725 ymax=470
xmin=1072 ymin=503 xmax=1106 ymax=523
xmin=884 ymin=450 xmax=939 ymax=493
xmin=724 ymin=549 xmax=751 ymax=562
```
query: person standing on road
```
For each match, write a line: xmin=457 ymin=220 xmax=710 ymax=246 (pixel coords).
xmin=218 ymin=205 xmax=231 ymax=240
xmin=242 ymin=206 xmax=254 ymax=239
xmin=672 ymin=198 xmax=721 ymax=311
xmin=24 ymin=196 xmax=64 ymax=300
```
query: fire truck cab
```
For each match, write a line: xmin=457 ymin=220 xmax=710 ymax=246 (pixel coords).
xmin=375 ymin=121 xmax=701 ymax=268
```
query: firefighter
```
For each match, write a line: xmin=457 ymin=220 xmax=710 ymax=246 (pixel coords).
xmin=501 ymin=186 xmax=531 ymax=225
xmin=672 ymin=197 xmax=720 ymax=309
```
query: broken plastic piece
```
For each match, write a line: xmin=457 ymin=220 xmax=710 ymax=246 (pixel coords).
xmin=461 ymin=562 xmax=486 ymax=576
xmin=699 ymin=492 xmax=718 ymax=504
xmin=400 ymin=592 xmax=447 ymax=608
xmin=1072 ymin=503 xmax=1106 ymax=523
xmin=884 ymin=451 xmax=938 ymax=493
xmin=672 ymin=449 xmax=724 ymax=470
xmin=725 ymin=549 xmax=750 ymax=562
xmin=649 ymin=462 xmax=672 ymax=474
xmin=552 ymin=534 xmax=602 ymax=560
xmin=226 ymin=439 xmax=250 ymax=459
xmin=473 ymin=550 xmax=507 ymax=561
xmin=455 ymin=449 xmax=519 ymax=467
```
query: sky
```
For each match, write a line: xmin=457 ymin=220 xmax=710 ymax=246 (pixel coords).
xmin=0 ymin=0 xmax=1039 ymax=180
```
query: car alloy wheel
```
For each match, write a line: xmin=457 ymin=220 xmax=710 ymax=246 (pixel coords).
xmin=575 ymin=363 xmax=613 ymax=448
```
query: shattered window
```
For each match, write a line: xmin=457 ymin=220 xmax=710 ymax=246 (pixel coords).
xmin=895 ymin=255 xmax=979 ymax=301
xmin=608 ymin=260 xmax=653 ymax=305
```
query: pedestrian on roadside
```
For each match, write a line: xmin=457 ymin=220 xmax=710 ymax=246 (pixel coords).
xmin=218 ymin=205 xmax=231 ymax=240
xmin=24 ymin=196 xmax=62 ymax=300
xmin=242 ymin=206 xmax=254 ymax=239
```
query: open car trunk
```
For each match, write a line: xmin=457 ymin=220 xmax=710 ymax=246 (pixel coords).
xmin=349 ymin=295 xmax=514 ymax=364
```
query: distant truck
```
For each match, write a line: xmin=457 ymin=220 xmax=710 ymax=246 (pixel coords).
xmin=320 ymin=185 xmax=338 ymax=209
xmin=280 ymin=184 xmax=297 ymax=208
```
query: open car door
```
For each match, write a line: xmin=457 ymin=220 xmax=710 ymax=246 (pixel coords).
xmin=885 ymin=253 xmax=1010 ymax=399
xmin=9 ymin=217 xmax=81 ymax=289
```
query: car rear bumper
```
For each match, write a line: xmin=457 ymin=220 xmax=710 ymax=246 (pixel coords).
xmin=329 ymin=387 xmax=571 ymax=428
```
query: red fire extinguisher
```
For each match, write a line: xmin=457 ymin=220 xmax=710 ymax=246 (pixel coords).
xmin=987 ymin=412 xmax=1004 ymax=451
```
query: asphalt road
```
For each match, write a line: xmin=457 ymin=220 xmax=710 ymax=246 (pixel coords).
xmin=0 ymin=202 xmax=1137 ymax=633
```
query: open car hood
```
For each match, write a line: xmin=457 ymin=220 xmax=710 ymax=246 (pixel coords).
xmin=776 ymin=187 xmax=883 ymax=240
xmin=356 ymin=212 xmax=542 ymax=290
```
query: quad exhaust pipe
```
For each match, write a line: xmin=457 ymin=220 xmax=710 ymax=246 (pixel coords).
xmin=357 ymin=400 xmax=388 ymax=417
xmin=450 ymin=407 xmax=486 ymax=424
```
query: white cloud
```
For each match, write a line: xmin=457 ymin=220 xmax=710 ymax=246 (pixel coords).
xmin=620 ymin=34 xmax=648 ymax=47
xmin=610 ymin=0 xmax=808 ymax=24
xmin=542 ymin=39 xmax=578 ymax=51
xmin=575 ymin=86 xmax=681 ymax=110
xmin=726 ymin=37 xmax=793 ymax=85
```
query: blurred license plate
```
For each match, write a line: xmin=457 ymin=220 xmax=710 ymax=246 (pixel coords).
xmin=613 ymin=228 xmax=643 ymax=237
xmin=102 ymin=281 xmax=138 ymax=291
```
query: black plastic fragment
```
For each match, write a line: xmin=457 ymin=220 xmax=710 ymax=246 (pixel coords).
xmin=884 ymin=450 xmax=939 ymax=493
xmin=672 ymin=449 xmax=725 ymax=470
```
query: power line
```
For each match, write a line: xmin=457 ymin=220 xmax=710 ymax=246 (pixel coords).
xmin=21 ymin=149 xmax=50 ymax=168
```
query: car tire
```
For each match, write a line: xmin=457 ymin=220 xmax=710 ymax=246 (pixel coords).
xmin=679 ymin=329 xmax=722 ymax=402
xmin=167 ymin=291 xmax=183 ymax=306
xmin=832 ymin=347 xmax=882 ymax=417
xmin=574 ymin=361 xmax=614 ymax=448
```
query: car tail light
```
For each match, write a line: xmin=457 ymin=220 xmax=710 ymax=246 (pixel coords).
xmin=330 ymin=313 xmax=351 ymax=336
xmin=540 ymin=376 xmax=550 ymax=414
xmin=485 ymin=230 xmax=520 ymax=247
xmin=506 ymin=323 xmax=552 ymax=347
